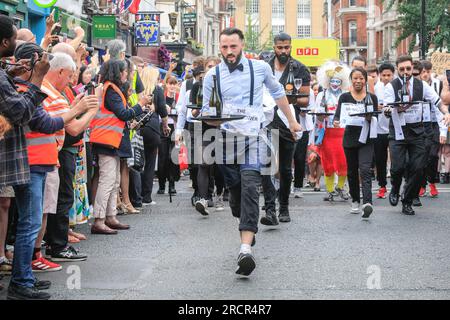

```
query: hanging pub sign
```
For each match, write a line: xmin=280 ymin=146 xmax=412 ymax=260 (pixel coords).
xmin=93 ymin=15 xmax=116 ymax=39
xmin=135 ymin=12 xmax=161 ymax=47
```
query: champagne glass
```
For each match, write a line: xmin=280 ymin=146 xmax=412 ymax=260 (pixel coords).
xmin=294 ymin=78 xmax=303 ymax=94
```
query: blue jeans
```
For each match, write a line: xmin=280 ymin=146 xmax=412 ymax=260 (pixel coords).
xmin=12 ymin=172 xmax=46 ymax=288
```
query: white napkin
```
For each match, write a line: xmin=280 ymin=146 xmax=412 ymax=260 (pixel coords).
xmin=359 ymin=117 xmax=378 ymax=144
xmin=391 ymin=108 xmax=405 ymax=140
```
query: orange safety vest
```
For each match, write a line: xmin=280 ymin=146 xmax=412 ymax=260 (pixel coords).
xmin=17 ymin=82 xmax=59 ymax=166
xmin=41 ymin=79 xmax=70 ymax=150
xmin=89 ymin=81 xmax=127 ymax=149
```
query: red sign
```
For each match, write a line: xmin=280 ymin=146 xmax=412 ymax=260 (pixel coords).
xmin=297 ymin=48 xmax=319 ymax=56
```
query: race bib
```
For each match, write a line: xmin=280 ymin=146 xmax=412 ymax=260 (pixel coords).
xmin=340 ymin=103 xmax=365 ymax=127
xmin=221 ymin=97 xmax=262 ymax=136
xmin=404 ymin=104 xmax=422 ymax=124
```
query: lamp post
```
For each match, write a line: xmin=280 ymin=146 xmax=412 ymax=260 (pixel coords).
xmin=227 ymin=1 xmax=236 ymax=28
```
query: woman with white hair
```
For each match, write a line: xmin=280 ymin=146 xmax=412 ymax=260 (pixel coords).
xmin=314 ymin=60 xmax=351 ymax=202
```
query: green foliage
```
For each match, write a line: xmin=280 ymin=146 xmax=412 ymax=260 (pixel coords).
xmin=244 ymin=15 xmax=271 ymax=53
xmin=384 ymin=0 xmax=450 ymax=54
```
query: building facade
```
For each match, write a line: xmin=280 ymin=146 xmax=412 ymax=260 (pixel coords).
xmin=233 ymin=0 xmax=324 ymax=51
xmin=366 ymin=0 xmax=415 ymax=65
xmin=324 ymin=0 xmax=368 ymax=65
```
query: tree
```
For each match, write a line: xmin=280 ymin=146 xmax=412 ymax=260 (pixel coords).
xmin=384 ymin=0 xmax=450 ymax=54
xmin=244 ymin=15 xmax=271 ymax=53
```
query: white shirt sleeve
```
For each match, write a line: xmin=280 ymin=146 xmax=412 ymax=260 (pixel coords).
xmin=383 ymin=83 xmax=396 ymax=105
xmin=423 ymin=80 xmax=441 ymax=107
xmin=175 ymin=81 xmax=188 ymax=132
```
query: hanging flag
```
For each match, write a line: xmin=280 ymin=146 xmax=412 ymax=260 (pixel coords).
xmin=113 ymin=0 xmax=133 ymax=14
xmin=129 ymin=0 xmax=142 ymax=14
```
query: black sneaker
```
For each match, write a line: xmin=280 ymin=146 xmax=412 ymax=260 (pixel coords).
xmin=324 ymin=191 xmax=338 ymax=201
xmin=412 ymin=197 xmax=422 ymax=207
xmin=278 ymin=206 xmax=291 ymax=223
xmin=50 ymin=246 xmax=87 ymax=262
xmin=7 ymin=283 xmax=50 ymax=300
xmin=402 ymin=203 xmax=415 ymax=215
xmin=35 ymin=280 xmax=51 ymax=290
xmin=235 ymin=253 xmax=256 ymax=277
xmin=157 ymin=189 xmax=165 ymax=195
xmin=335 ymin=187 xmax=349 ymax=201
xmin=260 ymin=209 xmax=279 ymax=226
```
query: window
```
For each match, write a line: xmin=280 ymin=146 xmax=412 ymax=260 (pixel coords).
xmin=349 ymin=0 xmax=356 ymax=6
xmin=297 ymin=0 xmax=311 ymax=19
xmin=246 ymin=0 xmax=259 ymax=14
xmin=297 ymin=25 xmax=311 ymax=38
xmin=272 ymin=0 xmax=285 ymax=19
xmin=272 ymin=25 xmax=285 ymax=35
xmin=349 ymin=21 xmax=357 ymax=45
xmin=297 ymin=0 xmax=311 ymax=38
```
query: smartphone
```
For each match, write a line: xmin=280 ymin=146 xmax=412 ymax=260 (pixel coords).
xmin=51 ymin=25 xmax=62 ymax=36
xmin=85 ymin=82 xmax=95 ymax=95
xmin=446 ymin=69 xmax=450 ymax=84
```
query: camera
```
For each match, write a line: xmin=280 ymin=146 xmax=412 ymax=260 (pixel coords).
xmin=85 ymin=82 xmax=96 ymax=95
xmin=85 ymin=47 xmax=95 ymax=56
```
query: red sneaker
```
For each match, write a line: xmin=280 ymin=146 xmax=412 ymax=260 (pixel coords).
xmin=419 ymin=187 xmax=426 ymax=197
xmin=32 ymin=253 xmax=62 ymax=273
xmin=376 ymin=187 xmax=387 ymax=199
xmin=429 ymin=183 xmax=439 ymax=198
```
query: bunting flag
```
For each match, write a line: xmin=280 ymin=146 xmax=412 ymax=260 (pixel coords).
xmin=113 ymin=0 xmax=133 ymax=14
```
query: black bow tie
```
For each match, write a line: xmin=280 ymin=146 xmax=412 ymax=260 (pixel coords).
xmin=229 ymin=63 xmax=244 ymax=73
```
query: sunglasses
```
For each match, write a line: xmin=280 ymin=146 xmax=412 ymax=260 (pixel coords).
xmin=398 ymin=66 xmax=412 ymax=72
xmin=276 ymin=46 xmax=291 ymax=50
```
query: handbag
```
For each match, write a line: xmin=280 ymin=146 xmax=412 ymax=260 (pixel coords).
xmin=127 ymin=130 xmax=145 ymax=172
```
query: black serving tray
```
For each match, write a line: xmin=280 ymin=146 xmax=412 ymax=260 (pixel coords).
xmin=187 ymin=105 xmax=203 ymax=110
xmin=349 ymin=111 xmax=382 ymax=117
xmin=308 ymin=112 xmax=334 ymax=116
xmin=197 ymin=115 xmax=246 ymax=122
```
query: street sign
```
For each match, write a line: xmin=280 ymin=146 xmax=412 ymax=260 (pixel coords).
xmin=183 ymin=13 xmax=196 ymax=27
xmin=291 ymin=38 xmax=340 ymax=68
xmin=92 ymin=16 xmax=116 ymax=39
xmin=135 ymin=12 xmax=161 ymax=47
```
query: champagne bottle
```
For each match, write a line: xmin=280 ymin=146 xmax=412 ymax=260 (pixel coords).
xmin=401 ymin=75 xmax=410 ymax=103
xmin=196 ymin=79 xmax=203 ymax=108
xmin=285 ymin=60 xmax=295 ymax=95
xmin=211 ymin=75 xmax=222 ymax=117
xmin=364 ymin=83 xmax=374 ymax=113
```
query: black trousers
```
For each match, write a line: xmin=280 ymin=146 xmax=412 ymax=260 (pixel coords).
xmin=46 ymin=149 xmax=76 ymax=253
xmin=261 ymin=174 xmax=277 ymax=212
xmin=389 ymin=130 xmax=426 ymax=205
xmin=157 ymin=124 xmax=179 ymax=188
xmin=293 ymin=131 xmax=309 ymax=188
xmin=129 ymin=167 xmax=143 ymax=206
xmin=197 ymin=164 xmax=215 ymax=199
xmin=374 ymin=133 xmax=389 ymax=188
xmin=422 ymin=123 xmax=440 ymax=186
xmin=141 ymin=145 xmax=158 ymax=202
xmin=224 ymin=169 xmax=261 ymax=234
xmin=344 ymin=143 xmax=374 ymax=204
xmin=278 ymin=137 xmax=296 ymax=207
xmin=214 ymin=164 xmax=225 ymax=196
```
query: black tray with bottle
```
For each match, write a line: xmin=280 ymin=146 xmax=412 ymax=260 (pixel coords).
xmin=307 ymin=112 xmax=334 ymax=116
xmin=349 ymin=111 xmax=382 ymax=117
xmin=197 ymin=115 xmax=246 ymax=123
xmin=186 ymin=105 xmax=203 ymax=110
xmin=385 ymin=101 xmax=424 ymax=107
xmin=286 ymin=93 xmax=310 ymax=99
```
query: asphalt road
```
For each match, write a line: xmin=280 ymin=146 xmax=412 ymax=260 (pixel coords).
xmin=1 ymin=178 xmax=450 ymax=300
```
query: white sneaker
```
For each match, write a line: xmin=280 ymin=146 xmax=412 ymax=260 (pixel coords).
xmin=215 ymin=196 xmax=224 ymax=212
xmin=350 ymin=202 xmax=361 ymax=214
xmin=361 ymin=203 xmax=373 ymax=219
xmin=294 ymin=188 xmax=303 ymax=198
xmin=195 ymin=198 xmax=209 ymax=216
